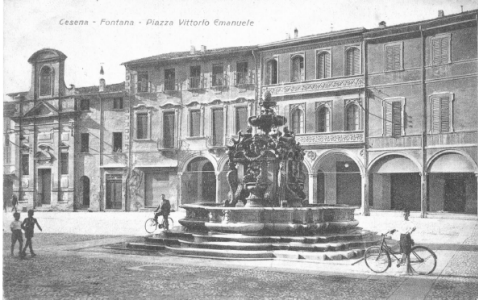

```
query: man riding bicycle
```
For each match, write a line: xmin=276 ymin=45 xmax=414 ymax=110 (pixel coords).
xmin=154 ymin=194 xmax=171 ymax=230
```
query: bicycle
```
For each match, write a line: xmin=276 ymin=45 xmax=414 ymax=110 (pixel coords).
xmin=361 ymin=230 xmax=437 ymax=275
xmin=144 ymin=215 xmax=174 ymax=234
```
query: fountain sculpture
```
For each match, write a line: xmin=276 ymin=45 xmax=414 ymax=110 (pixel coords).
xmin=179 ymin=91 xmax=359 ymax=235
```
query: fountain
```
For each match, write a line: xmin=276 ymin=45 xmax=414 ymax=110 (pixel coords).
xmin=170 ymin=91 xmax=377 ymax=260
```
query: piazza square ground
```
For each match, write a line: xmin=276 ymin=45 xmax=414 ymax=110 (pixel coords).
xmin=2 ymin=210 xmax=478 ymax=299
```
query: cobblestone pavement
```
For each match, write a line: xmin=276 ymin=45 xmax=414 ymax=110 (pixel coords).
xmin=3 ymin=233 xmax=478 ymax=299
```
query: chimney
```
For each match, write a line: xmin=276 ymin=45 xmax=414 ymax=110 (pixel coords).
xmin=294 ymin=28 xmax=298 ymax=38
xmin=190 ymin=46 xmax=196 ymax=55
xmin=438 ymin=10 xmax=445 ymax=17
xmin=200 ymin=45 xmax=206 ymax=52
xmin=99 ymin=66 xmax=105 ymax=92
xmin=379 ymin=21 xmax=386 ymax=28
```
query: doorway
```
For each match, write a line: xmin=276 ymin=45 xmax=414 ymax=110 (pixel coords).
xmin=444 ymin=174 xmax=466 ymax=212
xmin=106 ymin=174 xmax=122 ymax=209
xmin=38 ymin=169 xmax=51 ymax=205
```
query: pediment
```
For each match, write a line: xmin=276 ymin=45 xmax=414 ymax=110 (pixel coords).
xmin=24 ymin=101 xmax=58 ymax=118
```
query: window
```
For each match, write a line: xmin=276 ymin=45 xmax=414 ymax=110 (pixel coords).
xmin=384 ymin=101 xmax=402 ymax=137
xmin=346 ymin=104 xmax=360 ymax=131
xmin=212 ymin=65 xmax=224 ymax=87
xmin=80 ymin=99 xmax=90 ymax=111
xmin=113 ymin=97 xmax=123 ymax=109
xmin=137 ymin=72 xmax=149 ymax=92
xmin=189 ymin=66 xmax=201 ymax=89
xmin=317 ymin=51 xmax=331 ymax=79
xmin=163 ymin=112 xmax=175 ymax=148
xmin=345 ymin=47 xmax=361 ymax=76
xmin=40 ymin=66 xmax=52 ymax=96
xmin=291 ymin=109 xmax=304 ymax=134
xmin=61 ymin=153 xmax=68 ymax=174
xmin=113 ymin=132 xmax=122 ymax=152
xmin=236 ymin=62 xmax=249 ymax=85
xmin=431 ymin=34 xmax=451 ymax=66
xmin=430 ymin=94 xmax=452 ymax=133
xmin=212 ymin=108 xmax=224 ymax=146
xmin=265 ymin=59 xmax=278 ymax=85
xmin=235 ymin=107 xmax=248 ymax=134
xmin=316 ymin=106 xmax=330 ymax=132
xmin=81 ymin=133 xmax=89 ymax=152
xmin=164 ymin=68 xmax=176 ymax=91
xmin=385 ymin=43 xmax=403 ymax=72
xmin=22 ymin=154 xmax=29 ymax=175
xmin=189 ymin=110 xmax=201 ymax=137
xmin=136 ymin=113 xmax=148 ymax=139
xmin=291 ymin=55 xmax=305 ymax=82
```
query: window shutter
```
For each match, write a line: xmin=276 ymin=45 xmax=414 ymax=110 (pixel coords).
xmin=163 ymin=112 xmax=175 ymax=148
xmin=440 ymin=96 xmax=450 ymax=132
xmin=212 ymin=109 xmax=224 ymax=146
xmin=440 ymin=37 xmax=449 ymax=64
xmin=385 ymin=46 xmax=394 ymax=71
xmin=190 ymin=111 xmax=201 ymax=137
xmin=431 ymin=96 xmax=441 ymax=133
xmin=384 ymin=103 xmax=392 ymax=136
xmin=386 ymin=44 xmax=401 ymax=71
xmin=346 ymin=50 xmax=353 ymax=75
xmin=318 ymin=53 xmax=331 ymax=79
xmin=236 ymin=107 xmax=248 ymax=134
xmin=353 ymin=49 xmax=360 ymax=75
xmin=392 ymin=101 xmax=402 ymax=137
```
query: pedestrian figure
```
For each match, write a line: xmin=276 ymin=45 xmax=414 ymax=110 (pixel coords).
xmin=154 ymin=194 xmax=171 ymax=230
xmin=11 ymin=194 xmax=18 ymax=212
xmin=21 ymin=209 xmax=42 ymax=257
xmin=392 ymin=208 xmax=416 ymax=274
xmin=10 ymin=212 xmax=23 ymax=257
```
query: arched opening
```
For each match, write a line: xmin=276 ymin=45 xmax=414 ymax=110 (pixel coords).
xmin=291 ymin=55 xmax=305 ymax=82
xmin=182 ymin=157 xmax=216 ymax=204
xmin=266 ymin=59 xmax=278 ymax=85
xmin=428 ymin=153 xmax=476 ymax=214
xmin=370 ymin=155 xmax=421 ymax=211
xmin=345 ymin=47 xmax=360 ymax=76
xmin=317 ymin=51 xmax=331 ymax=79
xmin=80 ymin=176 xmax=90 ymax=207
xmin=40 ymin=66 xmax=52 ymax=96
xmin=316 ymin=153 xmax=361 ymax=206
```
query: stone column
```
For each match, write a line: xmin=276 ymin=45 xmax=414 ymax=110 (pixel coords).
xmin=475 ymin=173 xmax=478 ymax=216
xmin=361 ymin=172 xmax=370 ymax=216
xmin=420 ymin=172 xmax=428 ymax=218
xmin=308 ymin=173 xmax=317 ymax=204
xmin=177 ymin=172 xmax=183 ymax=208
xmin=215 ymin=171 xmax=221 ymax=204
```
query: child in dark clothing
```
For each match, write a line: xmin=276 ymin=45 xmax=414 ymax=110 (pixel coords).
xmin=21 ymin=209 xmax=42 ymax=257
xmin=10 ymin=212 xmax=23 ymax=257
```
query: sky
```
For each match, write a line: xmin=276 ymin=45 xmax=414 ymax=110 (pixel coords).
xmin=3 ymin=0 xmax=478 ymax=95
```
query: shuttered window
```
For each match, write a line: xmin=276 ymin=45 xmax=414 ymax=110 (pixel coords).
xmin=346 ymin=48 xmax=360 ymax=76
xmin=316 ymin=106 xmax=330 ymax=132
xmin=212 ymin=108 xmax=224 ymax=146
xmin=190 ymin=110 xmax=201 ymax=137
xmin=61 ymin=153 xmax=69 ymax=174
xmin=81 ymin=133 xmax=89 ymax=152
xmin=266 ymin=59 xmax=278 ymax=85
xmin=317 ymin=52 xmax=331 ymax=79
xmin=291 ymin=109 xmax=304 ymax=134
xmin=291 ymin=56 xmax=305 ymax=82
xmin=431 ymin=35 xmax=450 ymax=66
xmin=384 ymin=101 xmax=402 ymax=137
xmin=136 ymin=113 xmax=148 ymax=139
xmin=163 ymin=112 xmax=175 ymax=148
xmin=40 ymin=66 xmax=52 ymax=96
xmin=235 ymin=107 xmax=248 ymax=134
xmin=431 ymin=95 xmax=451 ymax=133
xmin=385 ymin=43 xmax=402 ymax=71
xmin=346 ymin=104 xmax=359 ymax=131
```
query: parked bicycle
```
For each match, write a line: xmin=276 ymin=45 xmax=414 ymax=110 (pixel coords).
xmin=361 ymin=230 xmax=437 ymax=275
xmin=144 ymin=215 xmax=174 ymax=234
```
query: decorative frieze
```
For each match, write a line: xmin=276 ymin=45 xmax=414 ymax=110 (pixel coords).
xmin=295 ymin=132 xmax=364 ymax=145
xmin=263 ymin=77 xmax=364 ymax=96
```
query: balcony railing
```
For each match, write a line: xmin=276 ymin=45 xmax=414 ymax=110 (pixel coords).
xmin=234 ymin=72 xmax=255 ymax=86
xmin=136 ymin=81 xmax=150 ymax=93
xmin=427 ymin=131 xmax=477 ymax=147
xmin=163 ymin=78 xmax=178 ymax=92
xmin=210 ymin=73 xmax=228 ymax=88
xmin=294 ymin=132 xmax=364 ymax=145
xmin=188 ymin=76 xmax=205 ymax=90
xmin=368 ymin=135 xmax=422 ymax=149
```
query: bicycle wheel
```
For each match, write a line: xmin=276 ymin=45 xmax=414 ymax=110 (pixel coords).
xmin=364 ymin=246 xmax=391 ymax=273
xmin=408 ymin=246 xmax=437 ymax=275
xmin=145 ymin=218 xmax=158 ymax=234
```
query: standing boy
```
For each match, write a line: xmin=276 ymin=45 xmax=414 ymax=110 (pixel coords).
xmin=394 ymin=208 xmax=416 ymax=274
xmin=21 ymin=209 xmax=42 ymax=257
xmin=10 ymin=212 xmax=23 ymax=257
xmin=11 ymin=194 xmax=18 ymax=212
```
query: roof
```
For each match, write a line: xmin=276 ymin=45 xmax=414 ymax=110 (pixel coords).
xmin=122 ymin=45 xmax=257 ymax=66
xmin=75 ymin=82 xmax=125 ymax=94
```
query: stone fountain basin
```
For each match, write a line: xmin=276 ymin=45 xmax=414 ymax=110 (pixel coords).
xmin=179 ymin=203 xmax=358 ymax=234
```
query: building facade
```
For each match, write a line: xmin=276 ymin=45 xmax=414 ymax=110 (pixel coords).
xmin=4 ymin=10 xmax=477 ymax=215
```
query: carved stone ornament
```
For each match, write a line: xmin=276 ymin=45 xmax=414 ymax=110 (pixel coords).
xmin=306 ymin=151 xmax=317 ymax=161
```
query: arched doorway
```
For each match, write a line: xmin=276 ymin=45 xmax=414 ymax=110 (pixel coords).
xmin=316 ymin=153 xmax=361 ymax=206
xmin=428 ymin=153 xmax=477 ymax=214
xmin=80 ymin=176 xmax=90 ymax=207
xmin=369 ymin=155 xmax=421 ymax=211
xmin=183 ymin=157 xmax=216 ymax=204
